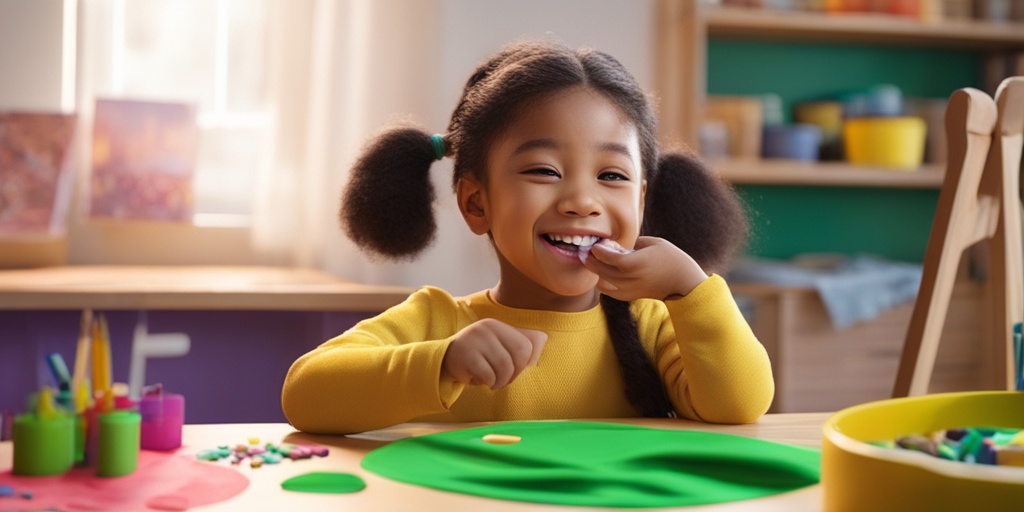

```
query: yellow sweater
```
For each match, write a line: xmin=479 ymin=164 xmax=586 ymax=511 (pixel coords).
xmin=281 ymin=274 xmax=773 ymax=434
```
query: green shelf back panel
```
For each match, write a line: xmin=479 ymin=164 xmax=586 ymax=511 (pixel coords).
xmin=707 ymin=39 xmax=981 ymax=122
xmin=737 ymin=185 xmax=938 ymax=262
xmin=708 ymin=39 xmax=979 ymax=262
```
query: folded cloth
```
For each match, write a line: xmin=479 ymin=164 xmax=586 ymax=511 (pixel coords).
xmin=728 ymin=254 xmax=922 ymax=330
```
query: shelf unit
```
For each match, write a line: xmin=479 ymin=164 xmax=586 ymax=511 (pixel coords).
xmin=654 ymin=3 xmax=1022 ymax=409
xmin=655 ymin=1 xmax=1024 ymax=187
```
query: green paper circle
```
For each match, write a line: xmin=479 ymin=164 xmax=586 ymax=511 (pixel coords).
xmin=361 ymin=421 xmax=820 ymax=507
xmin=281 ymin=471 xmax=367 ymax=494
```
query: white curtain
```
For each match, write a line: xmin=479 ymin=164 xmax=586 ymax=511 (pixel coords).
xmin=251 ymin=0 xmax=498 ymax=294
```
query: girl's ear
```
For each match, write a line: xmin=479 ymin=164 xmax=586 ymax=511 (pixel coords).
xmin=456 ymin=176 xmax=490 ymax=235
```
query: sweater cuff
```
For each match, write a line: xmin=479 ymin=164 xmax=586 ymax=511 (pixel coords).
xmin=432 ymin=337 xmax=465 ymax=409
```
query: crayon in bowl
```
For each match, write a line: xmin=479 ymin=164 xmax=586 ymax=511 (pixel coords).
xmin=872 ymin=427 xmax=1024 ymax=467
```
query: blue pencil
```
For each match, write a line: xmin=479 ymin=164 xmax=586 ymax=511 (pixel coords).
xmin=46 ymin=352 xmax=71 ymax=392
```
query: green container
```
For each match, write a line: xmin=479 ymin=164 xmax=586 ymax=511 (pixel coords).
xmin=97 ymin=410 xmax=141 ymax=477
xmin=12 ymin=412 xmax=75 ymax=476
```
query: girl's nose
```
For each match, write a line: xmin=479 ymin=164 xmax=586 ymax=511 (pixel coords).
xmin=557 ymin=179 xmax=602 ymax=217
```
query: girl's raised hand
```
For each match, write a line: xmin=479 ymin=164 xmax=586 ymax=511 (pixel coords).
xmin=582 ymin=236 xmax=708 ymax=302
xmin=441 ymin=318 xmax=548 ymax=390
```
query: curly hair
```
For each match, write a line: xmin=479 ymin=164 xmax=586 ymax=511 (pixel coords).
xmin=340 ymin=40 xmax=748 ymax=417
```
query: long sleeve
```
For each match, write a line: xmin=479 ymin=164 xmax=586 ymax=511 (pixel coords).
xmin=649 ymin=274 xmax=775 ymax=424
xmin=281 ymin=287 xmax=466 ymax=434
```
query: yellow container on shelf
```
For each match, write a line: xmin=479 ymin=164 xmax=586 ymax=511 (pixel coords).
xmin=822 ymin=391 xmax=1024 ymax=512
xmin=842 ymin=116 xmax=926 ymax=170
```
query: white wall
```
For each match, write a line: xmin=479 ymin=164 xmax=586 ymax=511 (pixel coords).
xmin=0 ymin=0 xmax=68 ymax=111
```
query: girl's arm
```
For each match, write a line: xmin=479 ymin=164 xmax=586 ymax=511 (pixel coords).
xmin=586 ymin=236 xmax=774 ymax=423
xmin=281 ymin=287 xmax=462 ymax=434
xmin=654 ymin=275 xmax=775 ymax=424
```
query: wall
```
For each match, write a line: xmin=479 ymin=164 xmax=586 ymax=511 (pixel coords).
xmin=0 ymin=0 xmax=68 ymax=111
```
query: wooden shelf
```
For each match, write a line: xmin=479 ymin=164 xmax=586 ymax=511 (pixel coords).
xmin=0 ymin=265 xmax=414 ymax=311
xmin=710 ymin=158 xmax=946 ymax=188
xmin=705 ymin=6 xmax=1024 ymax=49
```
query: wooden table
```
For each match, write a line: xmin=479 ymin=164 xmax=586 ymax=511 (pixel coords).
xmin=0 ymin=413 xmax=830 ymax=511
xmin=0 ymin=265 xmax=413 ymax=311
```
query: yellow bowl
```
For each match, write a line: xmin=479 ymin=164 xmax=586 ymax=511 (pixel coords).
xmin=843 ymin=116 xmax=926 ymax=170
xmin=822 ymin=391 xmax=1024 ymax=512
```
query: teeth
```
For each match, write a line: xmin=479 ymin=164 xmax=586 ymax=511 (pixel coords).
xmin=547 ymin=234 xmax=600 ymax=247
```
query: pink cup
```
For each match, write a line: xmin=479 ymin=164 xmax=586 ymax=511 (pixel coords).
xmin=139 ymin=393 xmax=184 ymax=450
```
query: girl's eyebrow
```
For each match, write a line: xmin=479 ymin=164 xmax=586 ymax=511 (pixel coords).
xmin=511 ymin=138 xmax=634 ymax=159
xmin=511 ymin=138 xmax=559 ymax=156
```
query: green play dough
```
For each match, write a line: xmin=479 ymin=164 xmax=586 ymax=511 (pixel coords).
xmin=361 ymin=421 xmax=820 ymax=508
xmin=280 ymin=471 xmax=367 ymax=494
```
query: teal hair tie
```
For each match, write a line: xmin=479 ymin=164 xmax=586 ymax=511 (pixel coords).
xmin=430 ymin=134 xmax=446 ymax=160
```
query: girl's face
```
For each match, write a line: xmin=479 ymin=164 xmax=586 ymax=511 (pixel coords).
xmin=458 ymin=87 xmax=646 ymax=312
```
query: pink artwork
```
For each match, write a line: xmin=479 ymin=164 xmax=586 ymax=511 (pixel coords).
xmin=89 ymin=99 xmax=197 ymax=222
xmin=0 ymin=113 xmax=77 ymax=236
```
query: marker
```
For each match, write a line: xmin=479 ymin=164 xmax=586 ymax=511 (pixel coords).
xmin=46 ymin=353 xmax=71 ymax=393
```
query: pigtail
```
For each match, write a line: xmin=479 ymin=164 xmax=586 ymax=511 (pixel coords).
xmin=339 ymin=126 xmax=440 ymax=260
xmin=641 ymin=151 xmax=748 ymax=274
xmin=602 ymin=295 xmax=675 ymax=418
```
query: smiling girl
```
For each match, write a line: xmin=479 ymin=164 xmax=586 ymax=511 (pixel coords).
xmin=281 ymin=41 xmax=774 ymax=435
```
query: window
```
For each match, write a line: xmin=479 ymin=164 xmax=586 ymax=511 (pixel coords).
xmin=83 ymin=0 xmax=271 ymax=226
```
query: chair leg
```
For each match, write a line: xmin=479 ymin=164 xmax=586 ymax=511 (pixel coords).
xmin=893 ymin=88 xmax=997 ymax=397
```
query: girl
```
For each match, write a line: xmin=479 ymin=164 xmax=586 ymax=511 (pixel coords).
xmin=281 ymin=40 xmax=774 ymax=435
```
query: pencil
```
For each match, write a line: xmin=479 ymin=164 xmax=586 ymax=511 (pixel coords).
xmin=92 ymin=313 xmax=113 ymax=412
xmin=70 ymin=309 xmax=93 ymax=410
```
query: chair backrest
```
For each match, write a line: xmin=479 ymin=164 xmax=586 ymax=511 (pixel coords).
xmin=893 ymin=76 xmax=1024 ymax=398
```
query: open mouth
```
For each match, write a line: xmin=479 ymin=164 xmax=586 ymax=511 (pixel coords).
xmin=542 ymin=233 xmax=601 ymax=262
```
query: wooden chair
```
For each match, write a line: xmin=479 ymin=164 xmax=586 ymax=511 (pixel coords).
xmin=893 ymin=76 xmax=1024 ymax=397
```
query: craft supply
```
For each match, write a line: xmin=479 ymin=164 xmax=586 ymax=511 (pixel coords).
xmin=96 ymin=410 xmax=141 ymax=477
xmin=481 ymin=433 xmax=521 ymax=444
xmin=281 ymin=472 xmax=367 ymax=494
xmin=12 ymin=389 xmax=75 ymax=476
xmin=92 ymin=313 xmax=114 ymax=413
xmin=139 ymin=386 xmax=185 ymax=451
xmin=362 ymin=420 xmax=820 ymax=508
xmin=877 ymin=425 xmax=1024 ymax=468
xmin=197 ymin=438 xmax=329 ymax=467
xmin=579 ymin=238 xmax=633 ymax=264
xmin=45 ymin=352 xmax=71 ymax=393
xmin=70 ymin=310 xmax=93 ymax=412
xmin=0 ymin=450 xmax=250 ymax=511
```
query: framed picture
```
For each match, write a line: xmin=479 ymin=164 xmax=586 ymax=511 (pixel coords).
xmin=89 ymin=99 xmax=198 ymax=222
xmin=0 ymin=112 xmax=77 ymax=236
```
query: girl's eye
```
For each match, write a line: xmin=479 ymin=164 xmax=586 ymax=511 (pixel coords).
xmin=599 ymin=170 xmax=630 ymax=181
xmin=524 ymin=168 xmax=560 ymax=177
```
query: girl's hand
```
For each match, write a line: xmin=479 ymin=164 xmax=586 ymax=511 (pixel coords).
xmin=582 ymin=236 xmax=708 ymax=302
xmin=441 ymin=319 xmax=548 ymax=390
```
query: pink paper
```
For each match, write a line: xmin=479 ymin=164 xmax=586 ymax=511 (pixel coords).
xmin=0 ymin=450 xmax=248 ymax=511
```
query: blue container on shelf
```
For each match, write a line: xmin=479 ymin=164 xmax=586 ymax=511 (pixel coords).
xmin=761 ymin=124 xmax=823 ymax=161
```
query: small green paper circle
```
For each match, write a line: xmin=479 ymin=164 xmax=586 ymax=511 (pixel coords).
xmin=281 ymin=471 xmax=367 ymax=494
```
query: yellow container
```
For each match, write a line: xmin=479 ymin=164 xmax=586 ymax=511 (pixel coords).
xmin=822 ymin=391 xmax=1024 ymax=512
xmin=843 ymin=116 xmax=926 ymax=170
